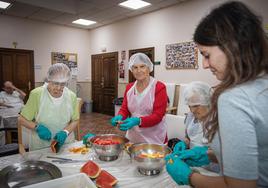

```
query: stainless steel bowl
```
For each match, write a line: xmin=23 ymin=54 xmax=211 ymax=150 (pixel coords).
xmin=89 ymin=134 xmax=129 ymax=161
xmin=129 ymin=143 xmax=171 ymax=176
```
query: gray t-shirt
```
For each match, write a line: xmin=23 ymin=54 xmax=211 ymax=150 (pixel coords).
xmin=210 ymin=76 xmax=268 ymax=187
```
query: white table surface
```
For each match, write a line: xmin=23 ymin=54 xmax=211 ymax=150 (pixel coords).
xmin=0 ymin=141 xmax=218 ymax=188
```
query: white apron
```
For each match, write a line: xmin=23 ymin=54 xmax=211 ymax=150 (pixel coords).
xmin=126 ymin=77 xmax=167 ymax=144
xmin=29 ymin=83 xmax=75 ymax=151
xmin=185 ymin=113 xmax=208 ymax=148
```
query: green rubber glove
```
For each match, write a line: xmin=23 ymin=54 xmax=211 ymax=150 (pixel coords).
xmin=54 ymin=131 xmax=68 ymax=147
xmin=82 ymin=133 xmax=95 ymax=145
xmin=173 ymin=141 xmax=187 ymax=154
xmin=165 ymin=154 xmax=193 ymax=185
xmin=35 ymin=123 xmax=52 ymax=141
xmin=119 ymin=117 xmax=140 ymax=131
xmin=110 ymin=115 xmax=123 ymax=126
xmin=179 ymin=146 xmax=210 ymax=167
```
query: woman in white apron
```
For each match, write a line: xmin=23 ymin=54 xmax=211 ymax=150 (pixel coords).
xmin=172 ymin=81 xmax=219 ymax=172
xmin=110 ymin=53 xmax=168 ymax=144
xmin=19 ymin=63 xmax=79 ymax=151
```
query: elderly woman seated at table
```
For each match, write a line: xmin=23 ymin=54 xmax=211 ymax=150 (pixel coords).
xmin=18 ymin=63 xmax=79 ymax=151
xmin=0 ymin=81 xmax=26 ymax=109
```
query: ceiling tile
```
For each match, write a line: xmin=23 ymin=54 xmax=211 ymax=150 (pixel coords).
xmin=4 ymin=2 xmax=41 ymax=18
xmin=50 ymin=13 xmax=78 ymax=25
xmin=28 ymin=8 xmax=63 ymax=22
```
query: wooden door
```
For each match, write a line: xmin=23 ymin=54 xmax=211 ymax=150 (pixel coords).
xmin=128 ymin=47 xmax=155 ymax=83
xmin=92 ymin=52 xmax=118 ymax=115
xmin=0 ymin=48 xmax=34 ymax=102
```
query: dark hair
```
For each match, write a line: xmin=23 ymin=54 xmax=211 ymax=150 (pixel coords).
xmin=194 ymin=1 xmax=268 ymax=142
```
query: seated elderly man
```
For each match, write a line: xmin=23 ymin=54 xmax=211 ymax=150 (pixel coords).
xmin=0 ymin=81 xmax=26 ymax=109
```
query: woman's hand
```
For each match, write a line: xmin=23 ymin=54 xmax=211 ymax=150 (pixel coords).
xmin=110 ymin=115 xmax=123 ymax=126
xmin=165 ymin=154 xmax=193 ymax=185
xmin=35 ymin=123 xmax=52 ymax=141
xmin=179 ymin=146 xmax=210 ymax=167
xmin=54 ymin=130 xmax=68 ymax=146
xmin=173 ymin=141 xmax=187 ymax=155
xmin=119 ymin=117 xmax=140 ymax=131
xmin=82 ymin=133 xmax=95 ymax=145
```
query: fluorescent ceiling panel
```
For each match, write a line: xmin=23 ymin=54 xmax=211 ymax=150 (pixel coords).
xmin=0 ymin=1 xmax=10 ymax=9
xmin=72 ymin=19 xmax=96 ymax=26
xmin=119 ymin=0 xmax=151 ymax=10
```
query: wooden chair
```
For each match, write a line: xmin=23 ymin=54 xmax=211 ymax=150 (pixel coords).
xmin=0 ymin=127 xmax=19 ymax=157
xmin=75 ymin=97 xmax=83 ymax=141
xmin=166 ymin=84 xmax=180 ymax=115
xmin=17 ymin=97 xmax=84 ymax=154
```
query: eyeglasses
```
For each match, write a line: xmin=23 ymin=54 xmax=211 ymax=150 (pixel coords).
xmin=50 ymin=81 xmax=67 ymax=87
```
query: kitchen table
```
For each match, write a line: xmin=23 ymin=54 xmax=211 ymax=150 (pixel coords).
xmin=0 ymin=141 xmax=218 ymax=188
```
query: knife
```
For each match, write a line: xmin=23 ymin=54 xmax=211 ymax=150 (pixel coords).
xmin=51 ymin=159 xmax=88 ymax=163
xmin=46 ymin=156 xmax=73 ymax=161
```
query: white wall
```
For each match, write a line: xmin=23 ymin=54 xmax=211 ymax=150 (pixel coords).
xmin=0 ymin=0 xmax=267 ymax=99
xmin=0 ymin=15 xmax=90 ymax=82
xmin=88 ymin=0 xmax=268 ymax=88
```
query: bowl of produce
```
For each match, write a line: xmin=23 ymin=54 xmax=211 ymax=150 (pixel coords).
xmin=129 ymin=143 xmax=171 ymax=176
xmin=89 ymin=134 xmax=129 ymax=161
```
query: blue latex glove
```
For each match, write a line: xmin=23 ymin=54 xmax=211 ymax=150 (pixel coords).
xmin=82 ymin=133 xmax=95 ymax=145
xmin=173 ymin=141 xmax=187 ymax=154
xmin=165 ymin=154 xmax=192 ymax=185
xmin=35 ymin=123 xmax=52 ymax=141
xmin=119 ymin=117 xmax=140 ymax=131
xmin=54 ymin=131 xmax=68 ymax=147
xmin=179 ymin=146 xmax=210 ymax=167
xmin=110 ymin=115 xmax=123 ymax=126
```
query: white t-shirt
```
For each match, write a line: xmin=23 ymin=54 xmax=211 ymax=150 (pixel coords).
xmin=0 ymin=90 xmax=24 ymax=108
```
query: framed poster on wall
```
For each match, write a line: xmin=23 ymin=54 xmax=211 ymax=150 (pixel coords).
xmin=166 ymin=41 xmax=198 ymax=69
xmin=51 ymin=52 xmax=78 ymax=76
xmin=51 ymin=52 xmax=78 ymax=93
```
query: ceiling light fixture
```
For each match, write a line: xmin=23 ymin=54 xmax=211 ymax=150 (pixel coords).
xmin=119 ymin=0 xmax=151 ymax=10
xmin=72 ymin=19 xmax=96 ymax=26
xmin=0 ymin=1 xmax=11 ymax=9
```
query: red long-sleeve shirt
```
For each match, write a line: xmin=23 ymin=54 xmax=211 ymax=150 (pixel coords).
xmin=118 ymin=81 xmax=168 ymax=128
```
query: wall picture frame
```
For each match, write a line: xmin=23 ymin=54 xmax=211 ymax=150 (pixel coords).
xmin=51 ymin=52 xmax=78 ymax=75
xmin=166 ymin=41 xmax=198 ymax=69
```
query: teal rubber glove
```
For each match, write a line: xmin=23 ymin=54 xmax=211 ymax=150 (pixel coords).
xmin=54 ymin=131 xmax=68 ymax=147
xmin=35 ymin=123 xmax=52 ymax=141
xmin=110 ymin=115 xmax=123 ymax=126
xmin=119 ymin=117 xmax=140 ymax=131
xmin=173 ymin=141 xmax=187 ymax=154
xmin=179 ymin=146 xmax=210 ymax=167
xmin=165 ymin=154 xmax=192 ymax=185
xmin=83 ymin=133 xmax=95 ymax=145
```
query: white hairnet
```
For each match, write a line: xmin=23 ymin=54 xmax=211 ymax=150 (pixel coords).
xmin=128 ymin=53 xmax=153 ymax=72
xmin=47 ymin=63 xmax=71 ymax=83
xmin=183 ymin=81 xmax=212 ymax=106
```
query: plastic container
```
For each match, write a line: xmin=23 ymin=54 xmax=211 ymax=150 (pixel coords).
xmin=22 ymin=173 xmax=96 ymax=188
xmin=114 ymin=105 xmax=121 ymax=116
xmin=113 ymin=97 xmax=123 ymax=116
xmin=83 ymin=100 xmax=93 ymax=113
